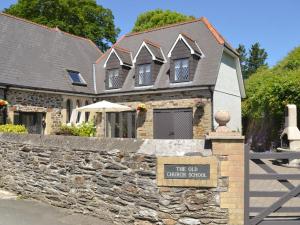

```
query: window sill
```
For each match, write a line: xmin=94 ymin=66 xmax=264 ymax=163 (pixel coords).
xmin=134 ymin=85 xmax=154 ymax=89
xmin=71 ymin=82 xmax=87 ymax=86
xmin=170 ymin=81 xmax=193 ymax=86
xmin=105 ymin=88 xmax=122 ymax=92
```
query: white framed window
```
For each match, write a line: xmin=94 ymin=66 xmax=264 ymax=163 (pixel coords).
xmin=67 ymin=70 xmax=86 ymax=85
xmin=138 ymin=64 xmax=152 ymax=86
xmin=174 ymin=58 xmax=189 ymax=82
xmin=108 ymin=69 xmax=120 ymax=88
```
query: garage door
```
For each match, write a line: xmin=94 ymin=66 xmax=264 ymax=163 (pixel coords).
xmin=153 ymin=108 xmax=193 ymax=139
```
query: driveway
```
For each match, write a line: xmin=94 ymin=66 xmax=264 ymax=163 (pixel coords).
xmin=0 ymin=191 xmax=112 ymax=225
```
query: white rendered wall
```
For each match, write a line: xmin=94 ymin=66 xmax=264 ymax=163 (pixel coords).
xmin=213 ymin=52 xmax=242 ymax=131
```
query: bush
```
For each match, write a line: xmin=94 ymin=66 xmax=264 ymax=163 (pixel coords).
xmin=56 ymin=122 xmax=96 ymax=137
xmin=243 ymin=46 xmax=300 ymax=149
xmin=0 ymin=124 xmax=28 ymax=134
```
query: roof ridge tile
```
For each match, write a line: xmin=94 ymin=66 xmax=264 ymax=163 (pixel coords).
xmin=125 ymin=18 xmax=203 ymax=37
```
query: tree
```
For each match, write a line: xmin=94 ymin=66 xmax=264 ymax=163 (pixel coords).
xmin=132 ymin=9 xmax=195 ymax=32
xmin=245 ymin=43 xmax=268 ymax=78
xmin=236 ymin=44 xmax=247 ymax=76
xmin=242 ymin=46 xmax=300 ymax=149
xmin=4 ymin=0 xmax=119 ymax=51
xmin=236 ymin=42 xmax=268 ymax=79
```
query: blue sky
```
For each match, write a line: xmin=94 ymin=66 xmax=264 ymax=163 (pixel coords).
xmin=1 ymin=0 xmax=300 ymax=66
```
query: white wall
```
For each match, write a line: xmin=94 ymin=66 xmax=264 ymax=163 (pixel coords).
xmin=213 ymin=52 xmax=242 ymax=131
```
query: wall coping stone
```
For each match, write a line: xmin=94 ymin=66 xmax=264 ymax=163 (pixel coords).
xmin=0 ymin=133 xmax=208 ymax=156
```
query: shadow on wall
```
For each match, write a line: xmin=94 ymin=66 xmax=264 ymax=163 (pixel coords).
xmin=136 ymin=111 xmax=146 ymax=128
xmin=193 ymin=106 xmax=204 ymax=126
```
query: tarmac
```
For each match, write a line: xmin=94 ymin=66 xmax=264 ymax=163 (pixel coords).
xmin=0 ymin=190 xmax=112 ymax=225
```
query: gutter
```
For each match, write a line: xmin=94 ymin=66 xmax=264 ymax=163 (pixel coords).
xmin=97 ymin=85 xmax=214 ymax=98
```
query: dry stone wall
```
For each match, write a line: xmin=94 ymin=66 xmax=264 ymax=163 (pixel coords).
xmin=0 ymin=133 xmax=229 ymax=225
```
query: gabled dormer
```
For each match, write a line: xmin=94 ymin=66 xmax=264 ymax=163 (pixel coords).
xmin=168 ymin=33 xmax=204 ymax=83
xmin=133 ymin=40 xmax=166 ymax=86
xmin=104 ymin=47 xmax=133 ymax=89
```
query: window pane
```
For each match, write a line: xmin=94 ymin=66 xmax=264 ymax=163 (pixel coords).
xmin=138 ymin=64 xmax=151 ymax=85
xmin=68 ymin=71 xmax=84 ymax=84
xmin=174 ymin=58 xmax=189 ymax=81
xmin=108 ymin=69 xmax=119 ymax=88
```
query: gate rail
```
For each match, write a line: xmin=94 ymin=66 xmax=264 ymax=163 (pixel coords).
xmin=245 ymin=147 xmax=300 ymax=225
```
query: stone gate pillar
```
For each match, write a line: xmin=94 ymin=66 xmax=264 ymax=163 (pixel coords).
xmin=206 ymin=111 xmax=245 ymax=225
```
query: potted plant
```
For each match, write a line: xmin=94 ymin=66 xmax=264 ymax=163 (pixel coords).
xmin=0 ymin=99 xmax=9 ymax=111
xmin=136 ymin=103 xmax=147 ymax=113
xmin=194 ymin=99 xmax=205 ymax=108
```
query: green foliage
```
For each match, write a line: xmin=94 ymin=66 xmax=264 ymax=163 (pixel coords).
xmin=132 ymin=9 xmax=195 ymax=32
xmin=0 ymin=124 xmax=28 ymax=133
xmin=56 ymin=121 xmax=96 ymax=137
xmin=236 ymin=44 xmax=247 ymax=76
xmin=236 ymin=42 xmax=268 ymax=79
xmin=4 ymin=0 xmax=119 ymax=51
xmin=243 ymin=46 xmax=300 ymax=120
xmin=243 ymin=46 xmax=300 ymax=148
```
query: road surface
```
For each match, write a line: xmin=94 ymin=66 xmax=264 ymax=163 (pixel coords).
xmin=0 ymin=191 xmax=112 ymax=225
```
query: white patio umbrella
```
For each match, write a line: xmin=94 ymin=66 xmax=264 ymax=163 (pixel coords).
xmin=76 ymin=100 xmax=132 ymax=136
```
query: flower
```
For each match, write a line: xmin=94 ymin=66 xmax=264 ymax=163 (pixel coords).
xmin=0 ymin=99 xmax=8 ymax=107
xmin=136 ymin=103 xmax=147 ymax=112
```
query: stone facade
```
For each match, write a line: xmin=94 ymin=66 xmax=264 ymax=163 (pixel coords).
xmin=0 ymin=133 xmax=234 ymax=225
xmin=5 ymin=89 xmax=92 ymax=134
xmin=98 ymin=90 xmax=212 ymax=139
xmin=3 ymin=89 xmax=212 ymax=138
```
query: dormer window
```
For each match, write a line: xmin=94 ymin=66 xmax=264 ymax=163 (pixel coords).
xmin=168 ymin=34 xmax=204 ymax=83
xmin=104 ymin=47 xmax=133 ymax=90
xmin=67 ymin=70 xmax=86 ymax=86
xmin=174 ymin=58 xmax=189 ymax=81
xmin=134 ymin=40 xmax=166 ymax=87
xmin=138 ymin=64 xmax=151 ymax=86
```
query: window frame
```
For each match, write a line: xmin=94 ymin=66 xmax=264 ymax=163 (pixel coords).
xmin=107 ymin=68 xmax=120 ymax=89
xmin=173 ymin=58 xmax=190 ymax=83
xmin=67 ymin=70 xmax=87 ymax=86
xmin=137 ymin=63 xmax=152 ymax=86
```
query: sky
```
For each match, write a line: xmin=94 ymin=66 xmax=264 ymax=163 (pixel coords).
xmin=1 ymin=0 xmax=300 ymax=66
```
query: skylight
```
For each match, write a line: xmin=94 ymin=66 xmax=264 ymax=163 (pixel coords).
xmin=67 ymin=70 xmax=86 ymax=86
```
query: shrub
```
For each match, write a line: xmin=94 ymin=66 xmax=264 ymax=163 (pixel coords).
xmin=0 ymin=124 xmax=28 ymax=134
xmin=56 ymin=121 xmax=96 ymax=137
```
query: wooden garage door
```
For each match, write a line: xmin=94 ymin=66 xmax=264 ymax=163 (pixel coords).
xmin=153 ymin=108 xmax=193 ymax=139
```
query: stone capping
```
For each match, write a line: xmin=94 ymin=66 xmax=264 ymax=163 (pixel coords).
xmin=206 ymin=132 xmax=245 ymax=140
xmin=0 ymin=133 xmax=144 ymax=153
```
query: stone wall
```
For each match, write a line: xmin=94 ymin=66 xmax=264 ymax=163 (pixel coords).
xmin=6 ymin=89 xmax=93 ymax=134
xmin=0 ymin=133 xmax=231 ymax=225
xmin=98 ymin=90 xmax=212 ymax=139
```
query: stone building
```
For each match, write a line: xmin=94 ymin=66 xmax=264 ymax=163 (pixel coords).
xmin=0 ymin=13 xmax=245 ymax=138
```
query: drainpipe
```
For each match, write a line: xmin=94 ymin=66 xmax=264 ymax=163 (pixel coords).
xmin=92 ymin=63 xmax=97 ymax=94
xmin=3 ymin=86 xmax=8 ymax=124
xmin=208 ymin=86 xmax=214 ymax=131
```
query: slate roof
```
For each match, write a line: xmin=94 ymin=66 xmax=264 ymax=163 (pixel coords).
xmin=0 ymin=13 xmax=102 ymax=94
xmin=113 ymin=47 xmax=133 ymax=66
xmin=95 ymin=17 xmax=238 ymax=94
xmin=143 ymin=40 xmax=165 ymax=62
xmin=180 ymin=33 xmax=202 ymax=56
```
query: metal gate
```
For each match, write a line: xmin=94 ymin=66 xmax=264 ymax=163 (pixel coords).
xmin=153 ymin=108 xmax=193 ymax=139
xmin=245 ymin=146 xmax=300 ymax=225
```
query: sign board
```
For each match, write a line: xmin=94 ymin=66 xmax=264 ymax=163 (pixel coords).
xmin=157 ymin=156 xmax=217 ymax=187
xmin=164 ymin=164 xmax=210 ymax=180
